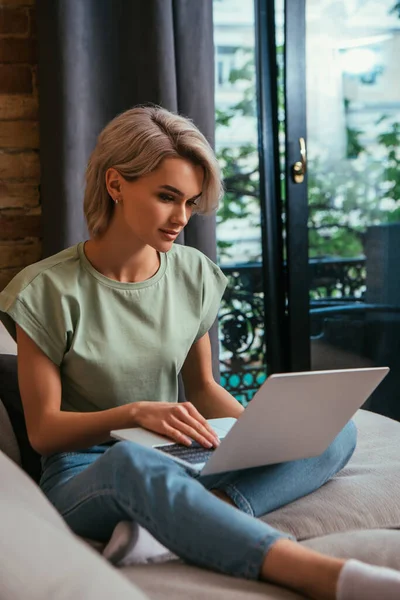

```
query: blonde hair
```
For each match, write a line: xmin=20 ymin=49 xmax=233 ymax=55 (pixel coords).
xmin=84 ymin=105 xmax=223 ymax=237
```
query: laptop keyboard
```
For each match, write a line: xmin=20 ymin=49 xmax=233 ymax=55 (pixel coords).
xmin=155 ymin=441 xmax=215 ymax=464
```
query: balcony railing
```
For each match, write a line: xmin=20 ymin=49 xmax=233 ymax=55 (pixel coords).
xmin=219 ymin=256 xmax=367 ymax=404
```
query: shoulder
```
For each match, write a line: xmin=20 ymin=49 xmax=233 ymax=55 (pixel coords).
xmin=167 ymin=247 xmax=228 ymax=342
xmin=0 ymin=244 xmax=82 ymax=364
xmin=0 ymin=244 xmax=81 ymax=310
xmin=167 ymin=243 xmax=207 ymax=265
xmin=167 ymin=244 xmax=227 ymax=284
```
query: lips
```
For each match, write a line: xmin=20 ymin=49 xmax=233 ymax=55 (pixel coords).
xmin=160 ymin=229 xmax=180 ymax=235
xmin=159 ymin=229 xmax=180 ymax=241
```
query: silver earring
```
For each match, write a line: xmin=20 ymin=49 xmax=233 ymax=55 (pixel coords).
xmin=115 ymin=198 xmax=119 ymax=204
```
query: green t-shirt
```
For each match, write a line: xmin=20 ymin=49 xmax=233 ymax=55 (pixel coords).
xmin=0 ymin=242 xmax=227 ymax=413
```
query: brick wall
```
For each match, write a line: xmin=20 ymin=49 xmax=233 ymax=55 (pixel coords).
xmin=0 ymin=0 xmax=41 ymax=291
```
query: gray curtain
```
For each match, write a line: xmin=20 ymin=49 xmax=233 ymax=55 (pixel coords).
xmin=37 ymin=0 xmax=220 ymax=379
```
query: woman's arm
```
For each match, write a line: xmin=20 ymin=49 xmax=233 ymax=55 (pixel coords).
xmin=16 ymin=326 xmax=218 ymax=455
xmin=16 ymin=325 xmax=144 ymax=455
xmin=181 ymin=333 xmax=245 ymax=420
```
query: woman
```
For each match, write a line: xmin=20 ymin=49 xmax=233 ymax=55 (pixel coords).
xmin=0 ymin=106 xmax=398 ymax=600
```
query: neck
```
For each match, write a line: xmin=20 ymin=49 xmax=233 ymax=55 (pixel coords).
xmin=84 ymin=227 xmax=160 ymax=284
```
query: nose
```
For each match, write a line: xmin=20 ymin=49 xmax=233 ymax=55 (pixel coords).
xmin=171 ymin=202 xmax=189 ymax=227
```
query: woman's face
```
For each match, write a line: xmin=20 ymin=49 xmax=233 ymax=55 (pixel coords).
xmin=108 ymin=157 xmax=204 ymax=252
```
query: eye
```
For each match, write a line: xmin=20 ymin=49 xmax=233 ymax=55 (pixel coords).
xmin=187 ymin=198 xmax=199 ymax=208
xmin=158 ymin=193 xmax=175 ymax=202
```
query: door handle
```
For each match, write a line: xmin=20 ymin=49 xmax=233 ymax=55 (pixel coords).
xmin=292 ymin=137 xmax=307 ymax=184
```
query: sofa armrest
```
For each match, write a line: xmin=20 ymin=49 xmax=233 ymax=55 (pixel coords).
xmin=0 ymin=449 xmax=149 ymax=600
xmin=0 ymin=322 xmax=17 ymax=354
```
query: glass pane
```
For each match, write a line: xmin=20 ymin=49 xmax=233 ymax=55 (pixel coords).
xmin=306 ymin=0 xmax=400 ymax=419
xmin=213 ymin=0 xmax=267 ymax=405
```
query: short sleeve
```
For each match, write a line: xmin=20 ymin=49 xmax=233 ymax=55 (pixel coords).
xmin=195 ymin=255 xmax=228 ymax=342
xmin=0 ymin=269 xmax=68 ymax=366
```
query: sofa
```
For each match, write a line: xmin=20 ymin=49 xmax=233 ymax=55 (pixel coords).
xmin=1 ymin=322 xmax=400 ymax=600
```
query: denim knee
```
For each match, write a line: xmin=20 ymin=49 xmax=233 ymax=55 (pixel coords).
xmin=104 ymin=440 xmax=190 ymax=488
xmin=106 ymin=440 xmax=171 ymax=472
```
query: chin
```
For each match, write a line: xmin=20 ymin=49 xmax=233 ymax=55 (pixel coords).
xmin=151 ymin=240 xmax=175 ymax=253
xmin=161 ymin=242 xmax=175 ymax=253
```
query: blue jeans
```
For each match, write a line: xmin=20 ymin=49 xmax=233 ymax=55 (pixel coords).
xmin=39 ymin=420 xmax=357 ymax=580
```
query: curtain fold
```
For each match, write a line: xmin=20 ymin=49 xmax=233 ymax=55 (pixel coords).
xmin=37 ymin=0 xmax=220 ymax=379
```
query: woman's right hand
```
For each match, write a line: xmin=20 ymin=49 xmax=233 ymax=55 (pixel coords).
xmin=133 ymin=402 xmax=220 ymax=448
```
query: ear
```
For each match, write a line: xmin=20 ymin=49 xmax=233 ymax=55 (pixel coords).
xmin=105 ymin=168 xmax=122 ymax=200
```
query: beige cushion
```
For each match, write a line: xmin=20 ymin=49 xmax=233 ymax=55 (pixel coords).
xmin=0 ymin=450 xmax=148 ymax=600
xmin=125 ymin=529 xmax=400 ymax=600
xmin=0 ymin=321 xmax=16 ymax=354
xmin=305 ymin=529 xmax=400 ymax=569
xmin=264 ymin=409 xmax=400 ymax=539
xmin=122 ymin=562 xmax=304 ymax=600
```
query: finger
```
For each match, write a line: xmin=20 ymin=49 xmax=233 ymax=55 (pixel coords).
xmin=174 ymin=408 xmax=217 ymax=445
xmin=183 ymin=402 xmax=217 ymax=431
xmin=183 ymin=404 xmax=220 ymax=444
xmin=169 ymin=415 xmax=214 ymax=448
xmin=163 ymin=424 xmax=193 ymax=447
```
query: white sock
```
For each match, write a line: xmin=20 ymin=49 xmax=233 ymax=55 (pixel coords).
xmin=337 ymin=559 xmax=400 ymax=600
xmin=103 ymin=521 xmax=176 ymax=566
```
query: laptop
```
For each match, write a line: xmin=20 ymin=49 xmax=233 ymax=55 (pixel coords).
xmin=110 ymin=366 xmax=389 ymax=476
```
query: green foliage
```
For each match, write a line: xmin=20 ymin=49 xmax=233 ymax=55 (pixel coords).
xmin=377 ymin=120 xmax=400 ymax=203
xmin=215 ymin=48 xmax=259 ymax=259
xmin=389 ymin=2 xmax=400 ymax=17
xmin=387 ymin=206 xmax=400 ymax=222
xmin=216 ymin=28 xmax=400 ymax=262
xmin=307 ymin=157 xmax=383 ymax=257
xmin=307 ymin=114 xmax=400 ymax=258
xmin=346 ymin=126 xmax=365 ymax=158
xmin=216 ymin=141 xmax=259 ymax=258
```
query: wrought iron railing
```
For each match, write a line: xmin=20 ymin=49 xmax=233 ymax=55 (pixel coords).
xmin=219 ymin=256 xmax=366 ymax=404
xmin=308 ymin=256 xmax=366 ymax=301
xmin=219 ymin=263 xmax=266 ymax=405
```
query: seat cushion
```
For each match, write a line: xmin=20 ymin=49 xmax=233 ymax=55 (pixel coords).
xmin=123 ymin=529 xmax=400 ymax=600
xmin=123 ymin=561 xmax=303 ymax=600
xmin=0 ymin=449 xmax=149 ymax=600
xmin=264 ymin=409 xmax=400 ymax=539
xmin=304 ymin=529 xmax=400 ymax=569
